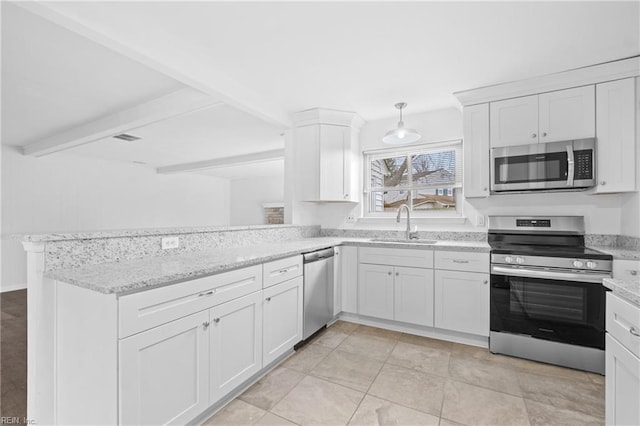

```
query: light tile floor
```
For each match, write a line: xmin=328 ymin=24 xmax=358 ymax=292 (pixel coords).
xmin=204 ymin=321 xmax=605 ymax=426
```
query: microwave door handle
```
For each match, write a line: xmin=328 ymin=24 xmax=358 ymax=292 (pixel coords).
xmin=566 ymin=145 xmax=574 ymax=186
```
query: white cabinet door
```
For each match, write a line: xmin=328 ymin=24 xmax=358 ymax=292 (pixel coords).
xmin=606 ymin=335 xmax=640 ymax=426
xmin=341 ymin=246 xmax=359 ymax=314
xmin=319 ymin=124 xmax=350 ymax=201
xmin=434 ymin=270 xmax=489 ymax=336
xmin=394 ymin=266 xmax=434 ymax=327
xmin=263 ymin=277 xmax=303 ymax=366
xmin=463 ymin=103 xmax=490 ymax=197
xmin=538 ymin=85 xmax=595 ymax=143
xmin=210 ymin=291 xmax=263 ymax=404
xmin=333 ymin=246 xmax=343 ymax=315
xmin=119 ymin=310 xmax=210 ymax=425
xmin=595 ymin=78 xmax=636 ymax=193
xmin=358 ymin=263 xmax=394 ymax=320
xmin=490 ymin=95 xmax=538 ymax=147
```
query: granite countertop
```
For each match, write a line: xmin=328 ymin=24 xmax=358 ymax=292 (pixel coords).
xmin=589 ymin=246 xmax=640 ymax=261
xmin=603 ymin=278 xmax=640 ymax=307
xmin=45 ymin=237 xmax=490 ymax=295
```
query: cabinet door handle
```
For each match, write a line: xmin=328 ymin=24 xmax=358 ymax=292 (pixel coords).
xmin=202 ymin=321 xmax=210 ymax=328
xmin=344 ymin=194 xmax=349 ymax=199
xmin=483 ymin=187 xmax=488 ymax=191
xmin=542 ymin=132 xmax=547 ymax=137
xmin=198 ymin=290 xmax=215 ymax=297
xmin=483 ymin=280 xmax=488 ymax=285
xmin=213 ymin=318 xmax=220 ymax=324
xmin=265 ymin=297 xmax=271 ymax=302
xmin=395 ymin=272 xmax=399 ymax=276
xmin=630 ymin=327 xmax=640 ymax=337
xmin=600 ymin=181 xmax=606 ymax=186
xmin=387 ymin=271 xmax=392 ymax=276
xmin=531 ymin=133 xmax=537 ymax=138
xmin=631 ymin=270 xmax=638 ymax=276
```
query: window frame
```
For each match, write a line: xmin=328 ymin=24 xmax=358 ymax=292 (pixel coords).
xmin=363 ymin=139 xmax=463 ymax=218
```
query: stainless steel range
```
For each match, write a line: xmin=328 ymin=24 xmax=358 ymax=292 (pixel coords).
xmin=488 ymin=216 xmax=613 ymax=374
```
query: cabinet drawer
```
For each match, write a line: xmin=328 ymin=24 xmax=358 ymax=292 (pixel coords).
xmin=119 ymin=265 xmax=262 ymax=338
xmin=434 ymin=251 xmax=489 ymax=273
xmin=613 ymin=259 xmax=640 ymax=280
xmin=607 ymin=292 xmax=640 ymax=358
xmin=359 ymin=247 xmax=433 ymax=268
xmin=263 ymin=255 xmax=303 ymax=288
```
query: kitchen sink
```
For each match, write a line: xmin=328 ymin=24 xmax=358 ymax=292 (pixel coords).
xmin=369 ymin=238 xmax=438 ymax=245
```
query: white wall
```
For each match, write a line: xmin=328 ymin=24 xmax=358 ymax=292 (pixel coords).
xmin=1 ymin=146 xmax=231 ymax=291
xmin=229 ymin=174 xmax=284 ymax=225
xmin=306 ymin=106 xmax=632 ymax=235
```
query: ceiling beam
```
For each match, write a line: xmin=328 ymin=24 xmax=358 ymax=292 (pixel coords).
xmin=157 ymin=149 xmax=285 ymax=174
xmin=15 ymin=2 xmax=291 ymax=129
xmin=22 ymin=88 xmax=221 ymax=157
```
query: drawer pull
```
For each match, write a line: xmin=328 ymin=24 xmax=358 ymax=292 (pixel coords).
xmin=198 ymin=290 xmax=215 ymax=297
xmin=213 ymin=318 xmax=220 ymax=324
xmin=452 ymin=260 xmax=469 ymax=264
xmin=630 ymin=327 xmax=640 ymax=337
xmin=265 ymin=297 xmax=272 ymax=302
xmin=278 ymin=269 xmax=290 ymax=274
xmin=202 ymin=321 xmax=210 ymax=328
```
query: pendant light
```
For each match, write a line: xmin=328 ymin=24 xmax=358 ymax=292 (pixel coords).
xmin=382 ymin=102 xmax=421 ymax=145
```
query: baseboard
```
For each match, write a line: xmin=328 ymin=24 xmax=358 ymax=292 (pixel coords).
xmin=338 ymin=312 xmax=489 ymax=348
xmin=1 ymin=282 xmax=27 ymax=293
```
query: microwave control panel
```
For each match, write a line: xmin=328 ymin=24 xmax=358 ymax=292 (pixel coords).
xmin=574 ymin=150 xmax=593 ymax=179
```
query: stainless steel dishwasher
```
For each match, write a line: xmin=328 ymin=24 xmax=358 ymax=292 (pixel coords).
xmin=302 ymin=247 xmax=335 ymax=340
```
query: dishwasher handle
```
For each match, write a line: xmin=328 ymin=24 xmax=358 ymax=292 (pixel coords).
xmin=303 ymin=247 xmax=335 ymax=263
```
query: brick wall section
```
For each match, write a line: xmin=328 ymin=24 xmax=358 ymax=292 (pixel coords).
xmin=264 ymin=207 xmax=284 ymax=224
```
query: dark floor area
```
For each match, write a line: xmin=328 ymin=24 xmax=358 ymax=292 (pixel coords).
xmin=1 ymin=289 xmax=27 ymax=422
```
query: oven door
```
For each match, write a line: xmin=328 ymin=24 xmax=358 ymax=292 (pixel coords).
xmin=490 ymin=265 xmax=606 ymax=349
xmin=490 ymin=139 xmax=595 ymax=192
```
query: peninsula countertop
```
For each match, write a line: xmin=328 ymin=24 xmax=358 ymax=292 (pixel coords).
xmin=45 ymin=237 xmax=490 ymax=295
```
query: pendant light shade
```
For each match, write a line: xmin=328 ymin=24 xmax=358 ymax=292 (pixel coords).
xmin=382 ymin=102 xmax=421 ymax=145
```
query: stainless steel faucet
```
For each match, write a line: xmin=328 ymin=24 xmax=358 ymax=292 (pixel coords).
xmin=396 ymin=203 xmax=413 ymax=240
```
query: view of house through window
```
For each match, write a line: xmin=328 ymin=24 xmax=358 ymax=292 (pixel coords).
xmin=365 ymin=140 xmax=462 ymax=215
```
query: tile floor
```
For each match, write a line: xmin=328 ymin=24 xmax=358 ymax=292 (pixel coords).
xmin=0 ymin=289 xmax=28 ymax=422
xmin=204 ymin=321 xmax=605 ymax=426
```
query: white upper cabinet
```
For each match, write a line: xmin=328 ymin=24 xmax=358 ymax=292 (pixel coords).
xmin=538 ymin=85 xmax=595 ymax=143
xmin=293 ymin=108 xmax=362 ymax=203
xmin=463 ymin=103 xmax=490 ymax=197
xmin=595 ymin=78 xmax=637 ymax=193
xmin=490 ymin=86 xmax=595 ymax=148
xmin=490 ymin=95 xmax=539 ymax=147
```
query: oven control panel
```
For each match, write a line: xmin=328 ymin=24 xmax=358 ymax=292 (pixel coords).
xmin=492 ymin=254 xmax=612 ymax=272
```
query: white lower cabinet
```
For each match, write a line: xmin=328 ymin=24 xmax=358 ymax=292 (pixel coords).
xmin=119 ymin=310 xmax=210 ymax=425
xmin=262 ymin=276 xmax=303 ymax=366
xmin=209 ymin=291 xmax=263 ymax=404
xmin=394 ymin=266 xmax=434 ymax=327
xmin=358 ymin=247 xmax=434 ymax=326
xmin=358 ymin=263 xmax=395 ymax=320
xmin=434 ymin=270 xmax=489 ymax=336
xmin=606 ymin=292 xmax=640 ymax=425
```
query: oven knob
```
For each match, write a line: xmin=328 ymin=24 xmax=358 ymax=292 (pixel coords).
xmin=586 ymin=261 xmax=597 ymax=269
xmin=504 ymin=256 xmax=513 ymax=264
xmin=515 ymin=257 xmax=525 ymax=265
xmin=572 ymin=260 xmax=584 ymax=268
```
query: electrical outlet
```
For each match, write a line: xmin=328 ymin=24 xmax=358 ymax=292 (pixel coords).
xmin=476 ymin=215 xmax=486 ymax=227
xmin=161 ymin=236 xmax=180 ymax=250
xmin=346 ymin=215 xmax=356 ymax=224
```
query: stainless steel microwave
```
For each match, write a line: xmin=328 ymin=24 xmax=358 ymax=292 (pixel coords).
xmin=490 ymin=138 xmax=596 ymax=193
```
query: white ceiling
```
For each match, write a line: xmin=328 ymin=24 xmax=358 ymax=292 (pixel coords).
xmin=2 ymin=1 xmax=638 ymax=179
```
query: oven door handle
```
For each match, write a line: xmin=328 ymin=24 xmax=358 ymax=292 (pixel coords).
xmin=491 ymin=265 xmax=607 ymax=284
xmin=566 ymin=145 xmax=575 ymax=186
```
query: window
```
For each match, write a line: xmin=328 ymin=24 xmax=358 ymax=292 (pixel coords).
xmin=364 ymin=140 xmax=462 ymax=215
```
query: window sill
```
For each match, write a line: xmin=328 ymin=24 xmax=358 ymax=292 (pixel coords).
xmin=356 ymin=215 xmax=468 ymax=226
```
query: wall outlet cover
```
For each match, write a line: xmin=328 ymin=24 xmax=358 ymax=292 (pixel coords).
xmin=346 ymin=215 xmax=356 ymax=223
xmin=161 ymin=236 xmax=180 ymax=250
xmin=476 ymin=215 xmax=486 ymax=227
